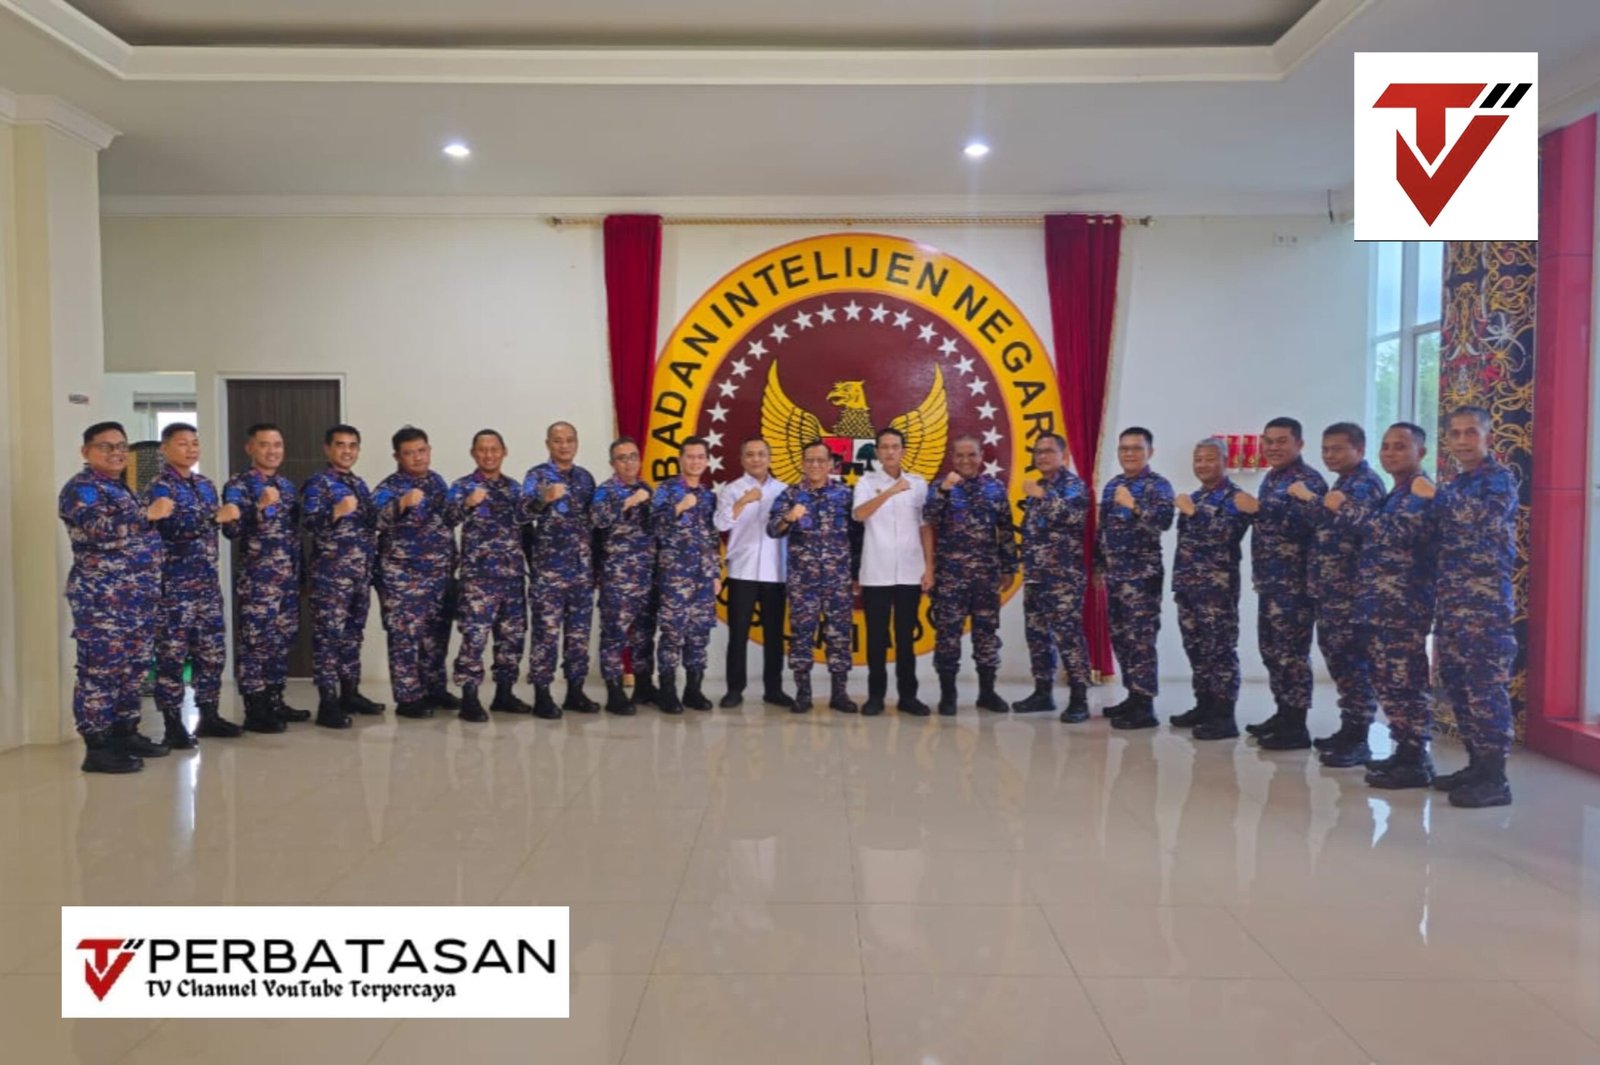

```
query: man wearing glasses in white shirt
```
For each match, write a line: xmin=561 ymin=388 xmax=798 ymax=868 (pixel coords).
xmin=853 ymin=427 xmax=935 ymax=716
xmin=715 ymin=437 xmax=793 ymax=708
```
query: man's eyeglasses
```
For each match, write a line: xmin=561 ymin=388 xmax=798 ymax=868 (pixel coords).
xmin=89 ymin=443 xmax=130 ymax=455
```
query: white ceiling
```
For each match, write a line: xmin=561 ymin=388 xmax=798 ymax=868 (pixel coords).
xmin=0 ymin=0 xmax=1596 ymax=206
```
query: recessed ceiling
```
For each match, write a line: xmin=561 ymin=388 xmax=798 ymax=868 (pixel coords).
xmin=62 ymin=0 xmax=1319 ymax=48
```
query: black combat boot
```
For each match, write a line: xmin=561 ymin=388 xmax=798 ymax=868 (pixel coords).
xmin=1431 ymin=746 xmax=1482 ymax=792
xmin=458 ymin=684 xmax=488 ymax=723
xmin=976 ymin=669 xmax=1010 ymax=713
xmin=531 ymin=684 xmax=563 ymax=720
xmin=1365 ymin=739 xmax=1434 ymax=789
xmin=631 ymin=674 xmax=660 ymax=707
xmin=657 ymin=672 xmax=684 ymax=715
xmin=1255 ymin=707 xmax=1312 ymax=750
xmin=491 ymin=681 xmax=534 ymax=714
xmin=1015 ymin=679 xmax=1056 ymax=715
xmin=1061 ymin=684 xmax=1090 ymax=723
xmin=1103 ymin=692 xmax=1134 ymax=719
xmin=1246 ymin=706 xmax=1288 ymax=737
xmin=563 ymin=680 xmax=600 ymax=713
xmin=1314 ymin=719 xmax=1365 ymax=753
xmin=937 ymin=672 xmax=959 ymax=716
xmin=395 ymin=698 xmax=433 ymax=719
xmin=1170 ymin=695 xmax=1210 ymax=729
xmin=427 ymin=688 xmax=461 ymax=711
xmin=340 ymin=679 xmax=386 ymax=716
xmin=1448 ymin=751 xmax=1512 ymax=808
xmin=682 ymin=670 xmax=713 ymax=711
xmin=242 ymin=692 xmax=286 ymax=734
xmin=791 ymin=675 xmax=813 ymax=713
xmin=604 ymin=679 xmax=636 ymax=716
xmin=161 ymin=707 xmax=197 ymax=750
xmin=1110 ymin=693 xmax=1159 ymax=730
xmin=315 ymin=687 xmax=352 ymax=729
xmin=197 ymin=700 xmax=245 ymax=738
xmin=1192 ymin=699 xmax=1240 ymax=740
xmin=1318 ymin=722 xmax=1373 ymax=768
xmin=828 ymin=672 xmax=858 ymax=714
xmin=718 ymin=689 xmax=744 ymax=709
xmin=270 ymin=683 xmax=311 ymax=723
xmin=82 ymin=731 xmax=142 ymax=774
xmin=113 ymin=718 xmax=169 ymax=758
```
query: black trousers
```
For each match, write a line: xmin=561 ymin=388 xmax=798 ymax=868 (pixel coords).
xmin=725 ymin=578 xmax=787 ymax=695
xmin=863 ymin=584 xmax=922 ymax=700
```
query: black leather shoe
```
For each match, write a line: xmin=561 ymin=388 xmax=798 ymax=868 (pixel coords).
xmin=563 ymin=681 xmax=600 ymax=713
xmin=113 ymin=720 xmax=170 ymax=758
xmin=682 ymin=671 xmax=713 ymax=711
xmin=791 ymin=680 xmax=813 ymax=713
xmin=1014 ymin=681 xmax=1056 ymax=715
xmin=532 ymin=684 xmax=564 ymax=720
xmin=458 ymin=685 xmax=488 ymax=723
xmin=828 ymin=675 xmax=857 ymax=714
xmin=1256 ymin=724 xmax=1313 ymax=750
xmin=937 ymin=673 xmax=959 ymax=715
xmin=161 ymin=708 xmax=197 ymax=750
xmin=197 ymin=700 xmax=245 ymax=738
xmin=1109 ymin=695 xmax=1158 ymax=731
xmin=763 ymin=690 xmax=794 ymax=709
xmin=428 ymin=689 xmax=461 ymax=711
xmin=315 ymin=688 xmax=352 ymax=729
xmin=340 ymin=680 xmax=386 ymax=716
xmin=976 ymin=669 xmax=1009 ymax=713
xmin=1365 ymin=741 xmax=1434 ymax=789
xmin=1447 ymin=753 xmax=1511 ymax=807
xmin=631 ymin=677 xmax=660 ymax=707
xmin=1318 ymin=737 xmax=1372 ymax=769
xmin=604 ymin=679 xmax=636 ymax=716
xmin=899 ymin=697 xmax=932 ymax=718
xmin=491 ymin=682 xmax=534 ymax=714
xmin=1192 ymin=700 xmax=1239 ymax=740
xmin=270 ymin=685 xmax=312 ymax=723
xmin=861 ymin=698 xmax=885 ymax=717
xmin=395 ymin=700 xmax=433 ymax=719
xmin=1245 ymin=711 xmax=1286 ymax=738
xmin=82 ymin=733 xmax=142 ymax=774
xmin=719 ymin=691 xmax=744 ymax=708
xmin=242 ymin=692 xmax=286 ymax=734
xmin=1170 ymin=697 xmax=1209 ymax=728
xmin=1431 ymin=748 xmax=1482 ymax=792
xmin=656 ymin=674 xmax=683 ymax=715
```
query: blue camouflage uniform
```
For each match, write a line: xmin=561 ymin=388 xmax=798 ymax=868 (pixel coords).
xmin=373 ymin=469 xmax=458 ymax=704
xmin=143 ymin=464 xmax=228 ymax=711
xmin=520 ymin=462 xmax=597 ymax=687
xmin=923 ymin=473 xmax=1018 ymax=675
xmin=444 ymin=471 xmax=526 ymax=689
xmin=301 ymin=465 xmax=379 ymax=691
xmin=767 ymin=480 xmax=857 ymax=681
xmin=591 ymin=476 xmax=657 ymax=683
xmin=1173 ymin=478 xmax=1252 ymax=704
xmin=59 ymin=467 xmax=164 ymax=736
xmin=1252 ymin=458 xmax=1328 ymax=713
xmin=1431 ymin=458 xmax=1518 ymax=757
xmin=1096 ymin=467 xmax=1176 ymax=696
xmin=1348 ymin=474 xmax=1437 ymax=745
xmin=652 ymin=476 xmax=720 ymax=673
xmin=1020 ymin=467 xmax=1092 ymax=687
xmin=221 ymin=469 xmax=300 ymax=696
xmin=1299 ymin=460 xmax=1387 ymax=731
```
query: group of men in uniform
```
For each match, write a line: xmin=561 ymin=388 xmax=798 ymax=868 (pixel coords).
xmin=59 ymin=406 xmax=1518 ymax=807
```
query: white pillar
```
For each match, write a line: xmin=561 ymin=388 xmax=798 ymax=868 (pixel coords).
xmin=0 ymin=91 xmax=118 ymax=751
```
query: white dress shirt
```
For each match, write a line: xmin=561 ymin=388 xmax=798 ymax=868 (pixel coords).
xmin=853 ymin=469 xmax=929 ymax=586
xmin=716 ymin=472 xmax=788 ymax=582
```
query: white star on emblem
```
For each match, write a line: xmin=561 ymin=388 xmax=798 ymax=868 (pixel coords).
xmin=966 ymin=378 xmax=988 ymax=396
xmin=708 ymin=403 xmax=729 ymax=423
xmin=717 ymin=379 xmax=739 ymax=398
xmin=747 ymin=340 xmax=768 ymax=359
xmin=977 ymin=401 xmax=997 ymax=421
xmin=869 ymin=303 xmax=889 ymax=323
xmin=843 ymin=301 xmax=863 ymax=321
xmin=817 ymin=303 xmax=836 ymax=323
xmin=794 ymin=310 xmax=814 ymax=330
xmin=983 ymin=460 xmax=1002 ymax=478
xmin=705 ymin=430 xmax=724 ymax=450
xmin=917 ymin=323 xmax=937 ymax=343
xmin=730 ymin=358 xmax=751 ymax=378
xmin=954 ymin=354 xmax=975 ymax=376
xmin=939 ymin=337 xmax=959 ymax=356
xmin=708 ymin=454 xmax=724 ymax=473
xmin=769 ymin=324 xmax=789 ymax=343
xmin=892 ymin=310 xmax=913 ymax=329
xmin=982 ymin=427 xmax=1002 ymax=447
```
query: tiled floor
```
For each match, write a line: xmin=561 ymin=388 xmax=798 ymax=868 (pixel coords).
xmin=5 ymin=678 xmax=1600 ymax=1063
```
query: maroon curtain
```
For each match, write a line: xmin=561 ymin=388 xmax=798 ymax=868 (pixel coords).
xmin=1044 ymin=214 xmax=1121 ymax=677
xmin=602 ymin=214 xmax=663 ymax=439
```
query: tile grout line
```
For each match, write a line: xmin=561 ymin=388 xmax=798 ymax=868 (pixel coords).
xmin=1036 ymin=901 xmax=1130 ymax=1065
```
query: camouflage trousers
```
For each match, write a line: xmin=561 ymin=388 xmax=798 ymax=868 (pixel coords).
xmin=1437 ymin=618 xmax=1516 ymax=757
xmin=598 ymin=568 xmax=656 ymax=682
xmin=657 ymin=579 xmax=714 ymax=673
xmin=453 ymin=577 xmax=526 ymax=688
xmin=311 ymin=559 xmax=372 ymax=690
xmin=787 ymin=567 xmax=853 ymax=677
xmin=379 ymin=577 xmax=451 ymax=703
xmin=155 ymin=584 xmax=227 ymax=709
xmin=527 ymin=572 xmax=594 ymax=686
xmin=1315 ymin=603 xmax=1376 ymax=729
xmin=234 ymin=569 xmax=298 ymax=694
xmin=931 ymin=570 xmax=1003 ymax=674
xmin=69 ymin=593 xmax=158 ymax=736
xmin=1107 ymin=575 xmax=1162 ymax=696
xmin=1371 ymin=622 xmax=1432 ymax=744
xmin=1258 ymin=591 xmax=1315 ymax=712
xmin=1023 ymin=579 xmax=1090 ymax=686
xmin=1175 ymin=588 xmax=1240 ymax=702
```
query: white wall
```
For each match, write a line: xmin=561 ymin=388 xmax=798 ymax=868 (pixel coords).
xmin=101 ymin=212 xmax=1365 ymax=691
xmin=101 ymin=371 xmax=196 ymax=440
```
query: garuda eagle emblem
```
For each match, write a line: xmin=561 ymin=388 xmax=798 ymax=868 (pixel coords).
xmin=760 ymin=362 xmax=950 ymax=485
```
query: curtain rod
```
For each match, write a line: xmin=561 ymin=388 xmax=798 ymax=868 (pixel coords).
xmin=545 ymin=214 xmax=1152 ymax=229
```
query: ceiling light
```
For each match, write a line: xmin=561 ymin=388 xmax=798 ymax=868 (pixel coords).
xmin=442 ymin=142 xmax=471 ymax=160
xmin=963 ymin=142 xmax=990 ymax=159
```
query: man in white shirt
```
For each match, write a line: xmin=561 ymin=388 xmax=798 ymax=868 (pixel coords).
xmin=715 ymin=437 xmax=793 ymax=708
xmin=852 ymin=427 xmax=934 ymax=716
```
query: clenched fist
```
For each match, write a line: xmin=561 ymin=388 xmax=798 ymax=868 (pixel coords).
xmin=542 ymin=481 xmax=567 ymax=503
xmin=677 ymin=491 xmax=698 ymax=513
xmin=1287 ymin=482 xmax=1315 ymax=503
xmin=146 ymin=497 xmax=176 ymax=521
xmin=258 ymin=486 xmax=281 ymax=508
xmin=1324 ymin=489 xmax=1346 ymax=512
xmin=1175 ymin=494 xmax=1196 ymax=517
xmin=465 ymin=487 xmax=488 ymax=508
xmin=1113 ymin=485 xmax=1135 ymax=510
xmin=1233 ymin=492 xmax=1260 ymax=515
xmin=786 ymin=504 xmax=808 ymax=523
xmin=942 ymin=471 xmax=962 ymax=491
xmin=624 ymin=487 xmax=651 ymax=510
xmin=333 ymin=495 xmax=359 ymax=520
xmin=889 ymin=477 xmax=911 ymax=496
xmin=400 ymin=488 xmax=425 ymax=510
xmin=739 ymin=486 xmax=763 ymax=507
xmin=215 ymin=504 xmax=242 ymax=524
xmin=1024 ymin=479 xmax=1045 ymax=500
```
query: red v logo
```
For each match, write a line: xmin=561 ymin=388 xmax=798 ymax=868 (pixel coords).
xmin=1392 ymin=115 xmax=1508 ymax=225
xmin=78 ymin=939 xmax=137 ymax=1001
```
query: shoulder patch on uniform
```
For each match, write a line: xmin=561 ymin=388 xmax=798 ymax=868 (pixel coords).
xmin=75 ymin=484 xmax=98 ymax=505
xmin=148 ymin=483 xmax=172 ymax=498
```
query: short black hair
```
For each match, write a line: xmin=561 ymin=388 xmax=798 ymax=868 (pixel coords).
xmin=1389 ymin=421 xmax=1428 ymax=446
xmin=392 ymin=426 xmax=429 ymax=452
xmin=1323 ymin=422 xmax=1366 ymax=448
xmin=680 ymin=435 xmax=710 ymax=455
xmin=471 ymin=428 xmax=505 ymax=449
xmin=83 ymin=421 xmax=126 ymax=444
xmin=876 ymin=427 xmax=907 ymax=447
xmin=245 ymin=422 xmax=281 ymax=440
xmin=1449 ymin=405 xmax=1493 ymax=430
xmin=1264 ymin=416 xmax=1303 ymax=442
xmin=160 ymin=422 xmax=198 ymax=442
xmin=740 ymin=435 xmax=770 ymax=449
xmin=609 ymin=436 xmax=640 ymax=458
xmin=325 ymin=424 xmax=361 ymax=445
xmin=1118 ymin=426 xmax=1153 ymax=447
xmin=800 ymin=439 xmax=831 ymax=459
xmin=1033 ymin=432 xmax=1067 ymax=452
